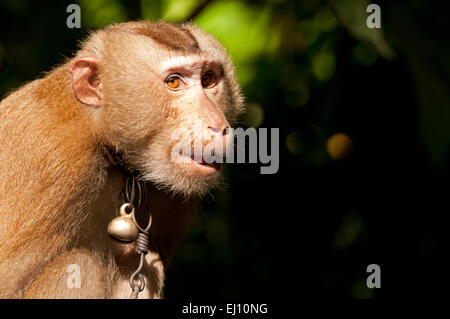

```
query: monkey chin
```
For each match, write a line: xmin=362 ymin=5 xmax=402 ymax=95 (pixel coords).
xmin=171 ymin=154 xmax=224 ymax=197
xmin=135 ymin=154 xmax=224 ymax=199
xmin=167 ymin=165 xmax=223 ymax=198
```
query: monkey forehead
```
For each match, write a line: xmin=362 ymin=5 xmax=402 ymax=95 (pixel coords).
xmin=157 ymin=55 xmax=224 ymax=73
xmin=96 ymin=31 xmax=225 ymax=73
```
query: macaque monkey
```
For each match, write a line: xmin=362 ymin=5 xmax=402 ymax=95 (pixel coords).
xmin=0 ymin=21 xmax=244 ymax=298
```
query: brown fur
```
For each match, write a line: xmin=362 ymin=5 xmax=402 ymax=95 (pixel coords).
xmin=105 ymin=21 xmax=200 ymax=52
xmin=0 ymin=21 xmax=243 ymax=298
xmin=23 ymin=249 xmax=109 ymax=298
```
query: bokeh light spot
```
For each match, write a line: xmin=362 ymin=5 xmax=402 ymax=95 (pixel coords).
xmin=333 ymin=212 xmax=365 ymax=251
xmin=311 ymin=52 xmax=336 ymax=81
xmin=285 ymin=131 xmax=302 ymax=155
xmin=326 ymin=132 xmax=353 ymax=161
xmin=291 ymin=81 xmax=310 ymax=107
xmin=242 ymin=102 xmax=264 ymax=128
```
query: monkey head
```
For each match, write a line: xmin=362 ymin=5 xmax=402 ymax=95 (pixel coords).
xmin=69 ymin=21 xmax=244 ymax=197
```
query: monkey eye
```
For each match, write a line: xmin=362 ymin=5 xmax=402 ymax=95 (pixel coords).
xmin=165 ymin=75 xmax=182 ymax=90
xmin=201 ymin=71 xmax=217 ymax=88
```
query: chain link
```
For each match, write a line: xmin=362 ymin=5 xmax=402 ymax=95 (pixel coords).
xmin=123 ymin=174 xmax=152 ymax=299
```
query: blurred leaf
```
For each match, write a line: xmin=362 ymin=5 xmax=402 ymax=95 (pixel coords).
xmin=242 ymin=102 xmax=264 ymax=128
xmin=161 ymin=0 xmax=199 ymax=22
xmin=313 ymin=6 xmax=338 ymax=32
xmin=141 ymin=0 xmax=163 ymax=21
xmin=352 ymin=42 xmax=378 ymax=66
xmin=297 ymin=20 xmax=320 ymax=49
xmin=351 ymin=280 xmax=374 ymax=299
xmin=311 ymin=51 xmax=336 ymax=81
xmin=333 ymin=213 xmax=366 ymax=251
xmin=328 ymin=0 xmax=395 ymax=60
xmin=389 ymin=2 xmax=450 ymax=166
xmin=406 ymin=51 xmax=450 ymax=166
xmin=195 ymin=1 xmax=280 ymax=85
xmin=79 ymin=0 xmax=126 ymax=28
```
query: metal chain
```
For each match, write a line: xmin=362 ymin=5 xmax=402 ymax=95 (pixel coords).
xmin=123 ymin=174 xmax=152 ymax=299
xmin=129 ymin=254 xmax=146 ymax=298
xmin=104 ymin=149 xmax=152 ymax=299
xmin=123 ymin=173 xmax=146 ymax=209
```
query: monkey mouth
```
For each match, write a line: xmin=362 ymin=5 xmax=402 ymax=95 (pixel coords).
xmin=176 ymin=153 xmax=221 ymax=176
xmin=191 ymin=154 xmax=222 ymax=174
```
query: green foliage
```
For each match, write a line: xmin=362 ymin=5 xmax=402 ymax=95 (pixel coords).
xmin=195 ymin=1 xmax=280 ymax=85
xmin=141 ymin=0 xmax=163 ymax=21
xmin=161 ymin=0 xmax=199 ymax=21
xmin=328 ymin=0 xmax=395 ymax=60
xmin=79 ymin=0 xmax=127 ymax=28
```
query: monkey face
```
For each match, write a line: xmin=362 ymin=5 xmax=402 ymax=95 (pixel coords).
xmin=70 ymin=22 xmax=244 ymax=197
xmin=115 ymin=53 xmax=236 ymax=197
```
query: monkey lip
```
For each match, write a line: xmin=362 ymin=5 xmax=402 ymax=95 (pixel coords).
xmin=178 ymin=154 xmax=221 ymax=176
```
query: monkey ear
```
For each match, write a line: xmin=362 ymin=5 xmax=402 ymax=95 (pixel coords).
xmin=70 ymin=57 xmax=103 ymax=107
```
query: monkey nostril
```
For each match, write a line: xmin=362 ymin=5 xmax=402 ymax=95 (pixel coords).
xmin=208 ymin=126 xmax=230 ymax=136
xmin=222 ymin=127 xmax=230 ymax=136
xmin=208 ymin=126 xmax=220 ymax=133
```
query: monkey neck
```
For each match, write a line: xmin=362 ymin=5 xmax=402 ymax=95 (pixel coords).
xmin=77 ymin=164 xmax=198 ymax=267
xmin=85 ymin=121 xmax=199 ymax=267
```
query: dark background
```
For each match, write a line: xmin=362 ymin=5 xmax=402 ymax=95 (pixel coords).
xmin=0 ymin=0 xmax=449 ymax=299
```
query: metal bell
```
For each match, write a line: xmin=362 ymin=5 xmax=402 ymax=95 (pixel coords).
xmin=107 ymin=203 xmax=139 ymax=242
